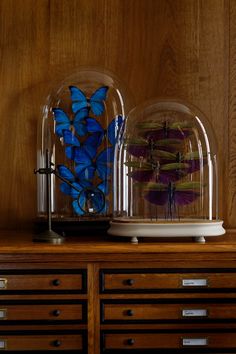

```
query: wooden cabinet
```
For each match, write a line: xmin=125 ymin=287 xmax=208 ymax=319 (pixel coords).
xmin=99 ymin=267 xmax=236 ymax=353
xmin=0 ymin=265 xmax=87 ymax=353
xmin=1 ymin=231 xmax=236 ymax=353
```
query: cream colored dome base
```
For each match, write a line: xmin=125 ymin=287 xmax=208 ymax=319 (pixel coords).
xmin=108 ymin=219 xmax=225 ymax=244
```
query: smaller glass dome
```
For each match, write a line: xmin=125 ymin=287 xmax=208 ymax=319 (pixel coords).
xmin=109 ymin=99 xmax=225 ymax=243
xmin=36 ymin=68 xmax=133 ymax=232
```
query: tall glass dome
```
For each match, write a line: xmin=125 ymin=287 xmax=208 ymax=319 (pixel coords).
xmin=108 ymin=99 xmax=225 ymax=243
xmin=36 ymin=68 xmax=133 ymax=235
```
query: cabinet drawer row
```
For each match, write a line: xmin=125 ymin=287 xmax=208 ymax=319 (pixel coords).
xmin=101 ymin=300 xmax=236 ymax=323
xmin=0 ymin=332 xmax=85 ymax=351
xmin=0 ymin=270 xmax=86 ymax=293
xmin=0 ymin=301 xmax=86 ymax=322
xmin=102 ymin=331 xmax=236 ymax=351
xmin=100 ymin=269 xmax=236 ymax=293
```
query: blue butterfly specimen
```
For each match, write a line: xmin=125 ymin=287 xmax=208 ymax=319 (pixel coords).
xmin=69 ymin=86 xmax=108 ymax=116
xmin=53 ymin=107 xmax=88 ymax=137
xmin=57 ymin=164 xmax=86 ymax=196
xmin=74 ymin=145 xmax=114 ymax=181
xmin=62 ymin=129 xmax=80 ymax=160
xmin=86 ymin=115 xmax=124 ymax=146
xmin=72 ymin=185 xmax=106 ymax=215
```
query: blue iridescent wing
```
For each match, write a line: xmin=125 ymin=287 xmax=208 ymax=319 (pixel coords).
xmin=96 ymin=147 xmax=114 ymax=179
xmin=57 ymin=164 xmax=75 ymax=196
xmin=53 ymin=108 xmax=70 ymax=137
xmin=69 ymin=86 xmax=87 ymax=113
xmin=72 ymin=199 xmax=85 ymax=215
xmin=86 ymin=118 xmax=104 ymax=135
xmin=90 ymin=86 xmax=108 ymax=116
xmin=97 ymin=180 xmax=109 ymax=195
xmin=73 ymin=108 xmax=89 ymax=136
xmin=74 ymin=148 xmax=92 ymax=175
xmin=57 ymin=164 xmax=75 ymax=182
xmin=107 ymin=115 xmax=124 ymax=146
xmin=62 ymin=130 xmax=80 ymax=160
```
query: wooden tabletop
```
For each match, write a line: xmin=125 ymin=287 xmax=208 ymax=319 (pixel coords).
xmin=0 ymin=230 xmax=236 ymax=254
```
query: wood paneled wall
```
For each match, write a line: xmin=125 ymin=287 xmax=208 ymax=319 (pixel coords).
xmin=0 ymin=0 xmax=233 ymax=231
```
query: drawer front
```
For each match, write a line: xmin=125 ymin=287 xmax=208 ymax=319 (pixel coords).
xmin=101 ymin=270 xmax=236 ymax=292
xmin=0 ymin=272 xmax=86 ymax=292
xmin=0 ymin=334 xmax=83 ymax=351
xmin=102 ymin=302 xmax=236 ymax=322
xmin=103 ymin=332 xmax=236 ymax=350
xmin=0 ymin=303 xmax=85 ymax=322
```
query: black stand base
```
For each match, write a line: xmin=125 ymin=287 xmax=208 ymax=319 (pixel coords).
xmin=33 ymin=230 xmax=65 ymax=244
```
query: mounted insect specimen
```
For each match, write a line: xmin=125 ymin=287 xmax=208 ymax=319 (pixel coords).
xmin=108 ymin=99 xmax=225 ymax=243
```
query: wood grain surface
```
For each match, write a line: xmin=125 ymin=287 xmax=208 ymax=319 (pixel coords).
xmin=0 ymin=0 xmax=232 ymax=229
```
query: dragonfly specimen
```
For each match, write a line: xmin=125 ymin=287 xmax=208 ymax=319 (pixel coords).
xmin=125 ymin=118 xmax=205 ymax=220
xmin=142 ymin=181 xmax=201 ymax=219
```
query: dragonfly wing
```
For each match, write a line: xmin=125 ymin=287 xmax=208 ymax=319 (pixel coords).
xmin=175 ymin=190 xmax=200 ymax=205
xmin=144 ymin=190 xmax=168 ymax=205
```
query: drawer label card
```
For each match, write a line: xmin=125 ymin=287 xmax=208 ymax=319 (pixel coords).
xmin=182 ymin=309 xmax=208 ymax=317
xmin=0 ymin=310 xmax=6 ymax=320
xmin=182 ymin=279 xmax=208 ymax=287
xmin=182 ymin=338 xmax=208 ymax=346
xmin=0 ymin=279 xmax=7 ymax=290
xmin=0 ymin=339 xmax=6 ymax=350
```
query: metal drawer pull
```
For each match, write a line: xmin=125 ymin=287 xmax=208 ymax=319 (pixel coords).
xmin=182 ymin=279 xmax=208 ymax=287
xmin=0 ymin=279 xmax=7 ymax=290
xmin=0 ymin=339 xmax=6 ymax=350
xmin=182 ymin=338 xmax=208 ymax=346
xmin=126 ymin=309 xmax=134 ymax=316
xmin=126 ymin=338 xmax=135 ymax=346
xmin=182 ymin=309 xmax=208 ymax=317
xmin=53 ymin=340 xmax=61 ymax=347
xmin=125 ymin=279 xmax=135 ymax=286
xmin=0 ymin=310 xmax=7 ymax=320
xmin=52 ymin=279 xmax=61 ymax=286
xmin=52 ymin=309 xmax=61 ymax=317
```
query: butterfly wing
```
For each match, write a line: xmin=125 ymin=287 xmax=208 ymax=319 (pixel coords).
xmin=74 ymin=148 xmax=92 ymax=175
xmin=96 ymin=147 xmax=114 ymax=179
xmin=90 ymin=86 xmax=108 ymax=116
xmin=107 ymin=115 xmax=124 ymax=146
xmin=86 ymin=118 xmax=104 ymax=135
xmin=57 ymin=164 xmax=75 ymax=182
xmin=72 ymin=199 xmax=85 ymax=215
xmin=73 ymin=108 xmax=88 ymax=136
xmin=53 ymin=108 xmax=70 ymax=137
xmin=69 ymin=86 xmax=88 ymax=113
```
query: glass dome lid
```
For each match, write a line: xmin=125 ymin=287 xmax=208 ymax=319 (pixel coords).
xmin=108 ymin=98 xmax=225 ymax=243
xmin=36 ymin=68 xmax=133 ymax=233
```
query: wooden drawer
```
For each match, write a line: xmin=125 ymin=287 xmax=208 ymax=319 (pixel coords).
xmin=0 ymin=333 xmax=84 ymax=351
xmin=0 ymin=302 xmax=85 ymax=322
xmin=102 ymin=331 xmax=236 ymax=350
xmin=100 ymin=269 xmax=236 ymax=292
xmin=0 ymin=270 xmax=86 ymax=292
xmin=102 ymin=301 xmax=236 ymax=323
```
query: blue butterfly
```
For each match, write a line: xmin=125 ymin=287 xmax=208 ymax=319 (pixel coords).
xmin=86 ymin=115 xmax=124 ymax=146
xmin=69 ymin=86 xmax=108 ymax=116
xmin=74 ymin=146 xmax=114 ymax=180
xmin=57 ymin=164 xmax=83 ymax=196
xmin=72 ymin=183 xmax=107 ymax=215
xmin=62 ymin=130 xmax=80 ymax=160
xmin=53 ymin=107 xmax=88 ymax=137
